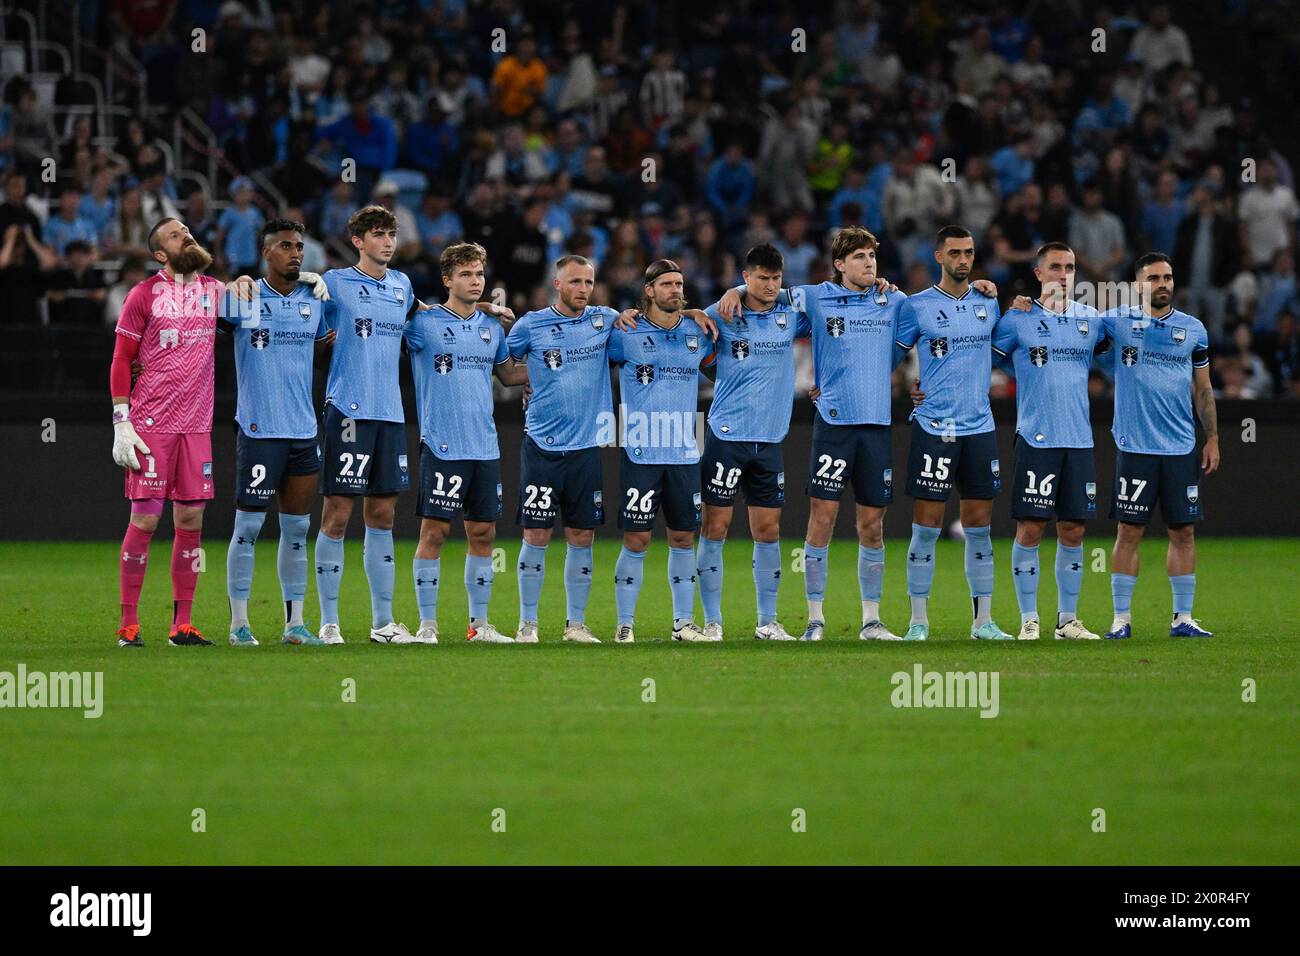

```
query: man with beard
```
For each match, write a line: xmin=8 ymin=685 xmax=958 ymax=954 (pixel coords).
xmin=1102 ymin=253 xmax=1218 ymax=639
xmin=894 ymin=226 xmax=1015 ymax=642
xmin=607 ymin=260 xmax=717 ymax=643
xmin=111 ymin=217 xmax=327 ymax=648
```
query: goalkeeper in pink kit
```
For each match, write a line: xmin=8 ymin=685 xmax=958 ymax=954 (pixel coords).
xmin=108 ymin=217 xmax=326 ymax=647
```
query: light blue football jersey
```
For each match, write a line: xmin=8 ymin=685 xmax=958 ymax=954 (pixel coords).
xmin=1103 ymin=306 xmax=1210 ymax=455
xmin=322 ymin=265 xmax=417 ymax=423
xmin=992 ymin=298 xmax=1104 ymax=449
xmin=895 ymin=285 xmax=1002 ymax=436
xmin=406 ymin=303 xmax=509 ymax=461
xmin=223 ymin=279 xmax=329 ymax=439
xmin=506 ymin=304 xmax=617 ymax=452
xmin=798 ymin=281 xmax=907 ymax=426
xmin=704 ymin=290 xmax=810 ymax=442
xmin=608 ymin=314 xmax=716 ymax=464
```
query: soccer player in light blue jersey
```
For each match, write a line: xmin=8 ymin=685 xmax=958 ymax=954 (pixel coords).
xmin=505 ymin=255 xmax=621 ymax=644
xmin=1102 ymin=253 xmax=1219 ymax=639
xmin=221 ymin=219 xmax=333 ymax=647
xmin=607 ymin=259 xmax=717 ymax=643
xmin=990 ymin=242 xmax=1111 ymax=641
xmin=405 ymin=242 xmax=529 ymax=645
xmin=314 ymin=206 xmax=422 ymax=645
xmin=699 ymin=244 xmax=810 ymax=641
xmin=895 ymin=225 xmax=1014 ymax=641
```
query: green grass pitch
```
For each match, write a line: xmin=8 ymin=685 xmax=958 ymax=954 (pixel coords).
xmin=0 ymin=537 xmax=1295 ymax=865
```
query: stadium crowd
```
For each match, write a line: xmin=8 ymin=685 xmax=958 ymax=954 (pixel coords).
xmin=1 ymin=0 xmax=1298 ymax=399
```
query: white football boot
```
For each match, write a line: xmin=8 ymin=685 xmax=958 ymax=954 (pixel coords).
xmin=370 ymin=621 xmax=416 ymax=644
xmin=1017 ymin=619 xmax=1041 ymax=641
xmin=319 ymin=623 xmax=346 ymax=645
xmin=468 ymin=622 xmax=514 ymax=643
xmin=754 ymin=621 xmax=796 ymax=641
xmin=614 ymin=624 xmax=635 ymax=644
xmin=562 ymin=621 xmax=601 ymax=643
xmin=414 ymin=621 xmax=440 ymax=645
xmin=514 ymin=620 xmax=540 ymax=643
xmin=672 ymin=621 xmax=710 ymax=642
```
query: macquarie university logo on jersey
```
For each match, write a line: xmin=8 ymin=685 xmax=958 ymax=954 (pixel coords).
xmin=1029 ymin=345 xmax=1048 ymax=367
xmin=827 ymin=316 xmax=846 ymax=337
xmin=732 ymin=339 xmax=750 ymax=360
xmin=543 ymin=348 xmax=563 ymax=369
xmin=251 ymin=328 xmax=270 ymax=349
xmin=635 ymin=364 xmax=655 ymax=384
xmin=1121 ymin=345 xmax=1139 ymax=367
xmin=355 ymin=317 xmax=373 ymax=338
xmin=434 ymin=353 xmax=454 ymax=374
xmin=929 ymin=337 xmax=949 ymax=358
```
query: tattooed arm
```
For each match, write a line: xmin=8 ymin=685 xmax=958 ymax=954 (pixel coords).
xmin=1193 ymin=363 xmax=1220 ymax=475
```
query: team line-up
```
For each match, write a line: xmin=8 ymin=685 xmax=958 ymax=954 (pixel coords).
xmin=107 ymin=207 xmax=1219 ymax=647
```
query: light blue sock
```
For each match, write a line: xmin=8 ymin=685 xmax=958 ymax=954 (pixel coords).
xmin=277 ymin=513 xmax=310 ymax=602
xmin=564 ymin=544 xmax=594 ymax=623
xmin=413 ymin=557 xmax=440 ymax=622
xmin=227 ymin=510 xmax=265 ymax=616
xmin=697 ymin=537 xmax=724 ymax=625
xmin=858 ymin=545 xmax=884 ymax=602
xmin=906 ymin=524 xmax=941 ymax=597
xmin=614 ymin=546 xmax=646 ymax=627
xmin=1011 ymin=542 xmax=1039 ymax=617
xmin=1112 ymin=572 xmax=1137 ymax=616
xmin=517 ymin=542 xmax=547 ymax=621
xmin=753 ymin=540 xmax=781 ymax=625
xmin=803 ymin=541 xmax=828 ymax=605
xmin=465 ymin=553 xmax=494 ymax=621
xmin=965 ymin=525 xmax=994 ymax=621
xmin=315 ymin=530 xmax=345 ymax=626
xmin=363 ymin=526 xmax=395 ymax=628
xmin=667 ymin=546 xmax=696 ymax=622
xmin=1170 ymin=573 xmax=1196 ymax=617
xmin=1055 ymin=544 xmax=1084 ymax=620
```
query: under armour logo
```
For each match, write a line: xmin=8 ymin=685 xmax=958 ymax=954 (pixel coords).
xmin=317 ymin=564 xmax=340 ymax=574
xmin=519 ymin=562 xmax=543 ymax=572
xmin=383 ymin=555 xmax=394 ymax=563
xmin=122 ymin=552 xmax=146 ymax=564
xmin=292 ymin=542 xmax=303 ymax=550
xmin=1070 ymin=563 xmax=1081 ymax=572
xmin=1014 ymin=567 xmax=1037 ymax=576
xmin=975 ymin=551 xmax=989 ymax=560
xmin=909 ymin=552 xmax=932 ymax=563
xmin=617 ymin=575 xmax=634 ymax=585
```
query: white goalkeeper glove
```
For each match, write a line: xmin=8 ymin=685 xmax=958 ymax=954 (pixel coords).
xmin=298 ymin=271 xmax=330 ymax=300
xmin=111 ymin=405 xmax=151 ymax=470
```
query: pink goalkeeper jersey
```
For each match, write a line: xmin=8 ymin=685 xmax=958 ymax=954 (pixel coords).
xmin=114 ymin=271 xmax=222 ymax=433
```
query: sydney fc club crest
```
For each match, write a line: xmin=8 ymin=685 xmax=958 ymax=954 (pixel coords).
xmin=480 ymin=327 xmax=492 ymax=343
xmin=1086 ymin=482 xmax=1097 ymax=500
xmin=590 ymin=314 xmax=605 ymax=330
xmin=929 ymin=337 xmax=949 ymax=358
xmin=732 ymin=339 xmax=750 ymax=360
xmin=355 ymin=317 xmax=372 ymax=338
xmin=251 ymin=328 xmax=270 ymax=349
xmin=1186 ymin=485 xmax=1199 ymax=503
xmin=991 ymin=459 xmax=1000 ymax=478
xmin=1121 ymin=345 xmax=1139 ymax=367
xmin=434 ymin=353 xmax=454 ymax=374
xmin=299 ymin=303 xmax=313 ymax=319
xmin=827 ymin=316 xmax=845 ymax=338
xmin=775 ymin=312 xmax=787 ymax=329
xmin=543 ymin=349 xmax=563 ymax=369
xmin=1076 ymin=318 xmax=1089 ymax=336
xmin=635 ymin=364 xmax=654 ymax=384
xmin=686 ymin=334 xmax=699 ymax=352
xmin=1029 ymin=345 xmax=1049 ymax=367
xmin=1172 ymin=327 xmax=1187 ymax=344
xmin=974 ymin=304 xmax=987 ymax=321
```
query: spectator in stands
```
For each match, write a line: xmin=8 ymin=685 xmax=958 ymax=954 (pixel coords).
xmin=46 ymin=240 xmax=107 ymax=326
xmin=990 ymin=132 xmax=1036 ymax=198
xmin=491 ymin=30 xmax=547 ymax=120
xmin=80 ymin=167 xmax=118 ymax=245
xmin=1174 ymin=179 xmax=1238 ymax=332
xmin=43 ymin=187 xmax=99 ymax=259
xmin=1129 ymin=4 xmax=1194 ymax=74
xmin=315 ymin=92 xmax=398 ymax=201
xmin=215 ymin=176 xmax=264 ymax=276
xmin=371 ymin=179 xmax=421 ymax=262
xmin=773 ymin=211 xmax=817 ymax=286
xmin=106 ymin=253 xmax=149 ymax=323
xmin=0 ymin=219 xmax=57 ymax=325
xmin=1224 ymin=322 xmax=1274 ymax=398
xmin=404 ymin=101 xmax=460 ymax=181
xmin=107 ymin=187 xmax=148 ymax=254
xmin=955 ymin=155 xmax=998 ymax=244
xmin=705 ymin=142 xmax=757 ymax=233
xmin=372 ymin=62 xmax=422 ymax=133
xmin=640 ymin=48 xmax=687 ymax=129
xmin=1140 ymin=170 xmax=1186 ymax=256
xmin=1069 ymin=181 xmax=1128 ymax=284
xmin=0 ymin=170 xmax=42 ymax=237
xmin=1238 ymin=158 xmax=1298 ymax=270
xmin=952 ymin=25 xmax=1006 ymax=98
xmin=1260 ymin=311 xmax=1300 ymax=397
xmin=757 ymin=100 xmax=816 ymax=213
xmin=415 ymin=186 xmax=463 ymax=261
xmin=883 ymin=148 xmax=954 ymax=267
xmin=1253 ymin=250 xmax=1298 ymax=336
xmin=484 ymin=123 xmax=548 ymax=196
